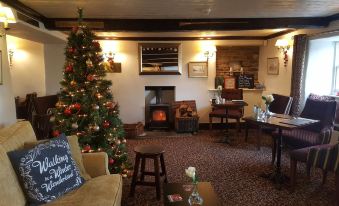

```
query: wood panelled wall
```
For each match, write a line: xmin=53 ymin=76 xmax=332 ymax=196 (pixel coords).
xmin=216 ymin=46 xmax=259 ymax=81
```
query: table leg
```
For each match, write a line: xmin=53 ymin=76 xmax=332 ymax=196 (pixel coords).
xmin=221 ymin=108 xmax=231 ymax=144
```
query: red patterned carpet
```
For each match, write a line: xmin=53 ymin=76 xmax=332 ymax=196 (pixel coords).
xmin=121 ymin=130 xmax=336 ymax=206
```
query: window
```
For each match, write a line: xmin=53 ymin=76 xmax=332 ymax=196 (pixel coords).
xmin=333 ymin=42 xmax=339 ymax=95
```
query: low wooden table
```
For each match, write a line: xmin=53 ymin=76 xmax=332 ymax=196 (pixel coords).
xmin=163 ymin=182 xmax=221 ymax=206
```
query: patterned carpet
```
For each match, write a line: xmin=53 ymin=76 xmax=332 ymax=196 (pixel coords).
xmin=121 ymin=129 xmax=336 ymax=206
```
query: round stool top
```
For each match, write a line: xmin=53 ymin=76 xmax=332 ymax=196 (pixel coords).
xmin=134 ymin=145 xmax=165 ymax=155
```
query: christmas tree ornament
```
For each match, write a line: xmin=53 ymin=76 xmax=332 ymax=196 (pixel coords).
xmin=64 ymin=108 xmax=72 ymax=116
xmin=92 ymin=124 xmax=100 ymax=131
xmin=115 ymin=139 xmax=121 ymax=145
xmin=109 ymin=158 xmax=114 ymax=165
xmin=52 ymin=130 xmax=60 ymax=137
xmin=103 ymin=120 xmax=110 ymax=128
xmin=72 ymin=123 xmax=79 ymax=129
xmin=68 ymin=47 xmax=75 ymax=53
xmin=87 ymin=74 xmax=95 ymax=81
xmin=65 ymin=65 xmax=73 ymax=73
xmin=84 ymin=145 xmax=91 ymax=152
xmin=92 ymin=104 xmax=99 ymax=110
xmin=73 ymin=103 xmax=81 ymax=111
xmin=86 ymin=59 xmax=93 ymax=67
xmin=122 ymin=139 xmax=127 ymax=144
xmin=70 ymin=80 xmax=77 ymax=86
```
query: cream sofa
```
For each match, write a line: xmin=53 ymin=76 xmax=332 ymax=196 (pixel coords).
xmin=0 ymin=121 xmax=122 ymax=206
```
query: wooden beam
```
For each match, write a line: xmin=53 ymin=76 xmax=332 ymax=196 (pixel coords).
xmin=96 ymin=36 xmax=266 ymax=41
xmin=45 ymin=17 xmax=329 ymax=32
xmin=265 ymin=29 xmax=296 ymax=40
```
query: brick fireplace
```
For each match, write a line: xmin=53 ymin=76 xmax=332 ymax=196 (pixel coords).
xmin=145 ymin=86 xmax=175 ymax=130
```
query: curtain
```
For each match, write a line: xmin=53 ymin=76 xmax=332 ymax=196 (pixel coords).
xmin=290 ymin=34 xmax=308 ymax=116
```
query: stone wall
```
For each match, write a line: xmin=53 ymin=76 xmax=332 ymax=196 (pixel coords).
xmin=216 ymin=46 xmax=259 ymax=81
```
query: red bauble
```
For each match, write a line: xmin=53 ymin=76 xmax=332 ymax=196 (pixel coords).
xmin=64 ymin=108 xmax=72 ymax=116
xmin=103 ymin=120 xmax=110 ymax=128
xmin=73 ymin=103 xmax=81 ymax=110
xmin=52 ymin=130 xmax=60 ymax=137
xmin=109 ymin=158 xmax=114 ymax=165
xmin=65 ymin=65 xmax=73 ymax=73
xmin=87 ymin=74 xmax=94 ymax=81
xmin=84 ymin=145 xmax=91 ymax=152
xmin=68 ymin=47 xmax=75 ymax=53
xmin=93 ymin=41 xmax=100 ymax=48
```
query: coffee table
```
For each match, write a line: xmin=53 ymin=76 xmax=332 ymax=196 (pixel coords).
xmin=163 ymin=182 xmax=221 ymax=206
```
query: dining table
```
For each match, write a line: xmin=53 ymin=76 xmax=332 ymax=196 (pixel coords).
xmin=242 ymin=114 xmax=319 ymax=189
xmin=212 ymin=100 xmax=248 ymax=144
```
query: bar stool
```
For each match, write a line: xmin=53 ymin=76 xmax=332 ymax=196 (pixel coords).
xmin=129 ymin=144 xmax=168 ymax=200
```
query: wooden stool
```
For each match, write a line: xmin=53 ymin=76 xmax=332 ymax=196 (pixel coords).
xmin=129 ymin=145 xmax=168 ymax=200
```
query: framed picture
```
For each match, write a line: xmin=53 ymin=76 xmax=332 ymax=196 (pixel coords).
xmin=188 ymin=61 xmax=208 ymax=78
xmin=267 ymin=57 xmax=279 ymax=75
xmin=224 ymin=76 xmax=236 ymax=89
xmin=103 ymin=61 xmax=122 ymax=73
xmin=0 ymin=51 xmax=2 ymax=85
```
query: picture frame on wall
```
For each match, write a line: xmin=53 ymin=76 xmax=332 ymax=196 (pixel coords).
xmin=267 ymin=57 xmax=279 ymax=75
xmin=188 ymin=61 xmax=208 ymax=78
xmin=224 ymin=76 xmax=236 ymax=89
xmin=0 ymin=51 xmax=2 ymax=85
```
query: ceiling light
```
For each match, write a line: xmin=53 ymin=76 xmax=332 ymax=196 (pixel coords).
xmin=0 ymin=4 xmax=16 ymax=36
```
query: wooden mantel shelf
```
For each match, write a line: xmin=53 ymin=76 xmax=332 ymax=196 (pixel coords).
xmin=208 ymin=88 xmax=264 ymax=92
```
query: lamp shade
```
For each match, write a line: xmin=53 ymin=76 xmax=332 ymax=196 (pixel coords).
xmin=0 ymin=6 xmax=16 ymax=29
xmin=275 ymin=39 xmax=289 ymax=47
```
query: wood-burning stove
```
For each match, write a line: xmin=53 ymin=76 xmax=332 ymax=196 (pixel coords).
xmin=145 ymin=86 xmax=174 ymax=130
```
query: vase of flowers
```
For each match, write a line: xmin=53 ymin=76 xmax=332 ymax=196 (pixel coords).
xmin=185 ymin=167 xmax=203 ymax=205
xmin=262 ymin=94 xmax=274 ymax=116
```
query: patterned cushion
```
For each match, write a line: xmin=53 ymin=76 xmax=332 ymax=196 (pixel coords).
xmin=7 ymin=134 xmax=85 ymax=205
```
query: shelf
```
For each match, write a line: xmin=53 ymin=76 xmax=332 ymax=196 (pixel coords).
xmin=208 ymin=88 xmax=264 ymax=92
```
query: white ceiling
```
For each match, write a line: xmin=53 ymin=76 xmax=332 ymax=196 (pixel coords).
xmin=20 ymin=0 xmax=339 ymax=19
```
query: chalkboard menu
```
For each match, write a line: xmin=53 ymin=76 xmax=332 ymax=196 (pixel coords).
xmin=236 ymin=74 xmax=254 ymax=89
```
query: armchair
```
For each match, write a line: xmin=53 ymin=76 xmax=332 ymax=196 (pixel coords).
xmin=172 ymin=100 xmax=199 ymax=133
xmin=290 ymin=143 xmax=339 ymax=205
xmin=271 ymin=94 xmax=337 ymax=164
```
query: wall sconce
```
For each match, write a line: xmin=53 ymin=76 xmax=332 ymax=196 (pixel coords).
xmin=0 ymin=4 xmax=16 ymax=36
xmin=104 ymin=51 xmax=115 ymax=63
xmin=8 ymin=48 xmax=14 ymax=68
xmin=275 ymin=39 xmax=291 ymax=67
xmin=203 ymin=48 xmax=216 ymax=62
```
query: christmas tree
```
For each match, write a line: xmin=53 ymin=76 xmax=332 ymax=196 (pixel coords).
xmin=51 ymin=9 xmax=128 ymax=174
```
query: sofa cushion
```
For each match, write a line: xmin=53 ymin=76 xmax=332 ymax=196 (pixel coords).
xmin=0 ymin=121 xmax=37 ymax=206
xmin=24 ymin=135 xmax=92 ymax=181
xmin=45 ymin=174 xmax=122 ymax=206
xmin=8 ymin=134 xmax=85 ymax=205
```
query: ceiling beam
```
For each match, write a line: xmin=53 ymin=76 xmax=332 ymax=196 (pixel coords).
xmin=96 ymin=36 xmax=267 ymax=41
xmin=44 ymin=17 xmax=329 ymax=32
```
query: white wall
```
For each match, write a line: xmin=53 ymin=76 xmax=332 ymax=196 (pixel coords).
xmin=7 ymin=35 xmax=46 ymax=98
xmin=0 ymin=35 xmax=16 ymax=127
xmin=44 ymin=44 xmax=65 ymax=95
xmin=98 ymin=40 xmax=264 ymax=123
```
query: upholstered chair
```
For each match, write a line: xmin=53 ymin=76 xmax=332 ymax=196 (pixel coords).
xmin=209 ymin=89 xmax=243 ymax=132
xmin=271 ymin=94 xmax=337 ymax=164
xmin=290 ymin=143 xmax=339 ymax=205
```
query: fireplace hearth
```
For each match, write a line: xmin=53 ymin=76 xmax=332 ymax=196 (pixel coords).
xmin=145 ymin=86 xmax=175 ymax=130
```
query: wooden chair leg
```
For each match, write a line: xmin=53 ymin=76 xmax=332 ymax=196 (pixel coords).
xmin=256 ymin=127 xmax=262 ymax=150
xmin=272 ymin=136 xmax=276 ymax=166
xmin=290 ymin=159 xmax=297 ymax=192
xmin=154 ymin=157 xmax=161 ymax=200
xmin=160 ymin=154 xmax=168 ymax=183
xmin=245 ymin=122 xmax=249 ymax=142
xmin=209 ymin=117 xmax=212 ymax=130
xmin=130 ymin=154 xmax=141 ymax=197
xmin=322 ymin=170 xmax=327 ymax=184
xmin=140 ymin=157 xmax=146 ymax=182
xmin=335 ymin=172 xmax=339 ymax=206
xmin=306 ymin=166 xmax=311 ymax=181
xmin=221 ymin=118 xmax=223 ymax=124
xmin=236 ymin=118 xmax=241 ymax=133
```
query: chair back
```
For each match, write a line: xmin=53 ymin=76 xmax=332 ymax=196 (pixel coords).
xmin=221 ymin=89 xmax=243 ymax=100
xmin=300 ymin=94 xmax=337 ymax=132
xmin=34 ymin=95 xmax=58 ymax=115
xmin=269 ymin=94 xmax=293 ymax=115
xmin=25 ymin=92 xmax=37 ymax=123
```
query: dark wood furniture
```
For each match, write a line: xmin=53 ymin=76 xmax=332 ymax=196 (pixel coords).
xmin=212 ymin=100 xmax=248 ymax=144
xmin=209 ymin=89 xmax=244 ymax=132
xmin=243 ymin=115 xmax=319 ymax=189
xmin=163 ymin=182 xmax=222 ymax=206
xmin=130 ymin=145 xmax=168 ymax=200
xmin=172 ymin=100 xmax=199 ymax=133
xmin=245 ymin=93 xmax=293 ymax=149
xmin=14 ymin=92 xmax=37 ymax=122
